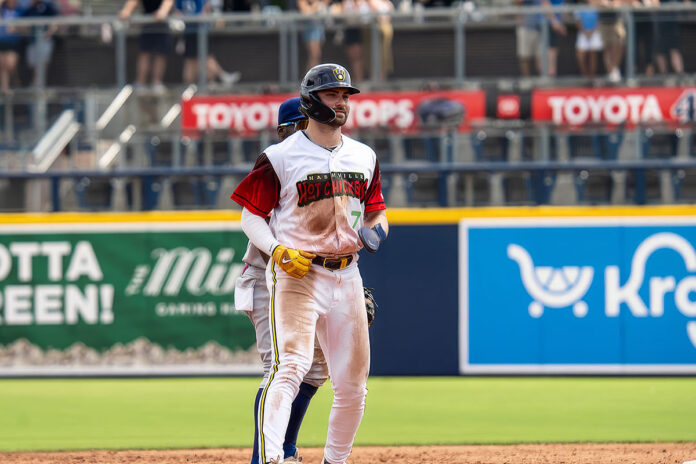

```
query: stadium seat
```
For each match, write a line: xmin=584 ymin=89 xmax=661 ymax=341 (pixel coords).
xmin=401 ymin=131 xmax=455 ymax=206
xmin=470 ymin=129 xmax=511 ymax=162
xmin=671 ymin=169 xmax=696 ymax=202
xmin=569 ymin=129 xmax=624 ymax=204
xmin=625 ymin=169 xmax=663 ymax=204
xmin=454 ymin=173 xmax=492 ymax=206
xmin=73 ymin=177 xmax=114 ymax=210
xmin=210 ymin=138 xmax=232 ymax=165
xmin=573 ymin=169 xmax=614 ymax=204
xmin=146 ymin=136 xmax=175 ymax=167
xmin=639 ymin=128 xmax=679 ymax=159
xmin=568 ymin=130 xmax=623 ymax=161
xmin=241 ymin=138 xmax=264 ymax=163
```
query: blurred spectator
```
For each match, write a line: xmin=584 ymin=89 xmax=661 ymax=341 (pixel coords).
xmin=175 ymin=0 xmax=241 ymax=85
xmin=24 ymin=0 xmax=59 ymax=87
xmin=222 ymin=0 xmax=257 ymax=11
xmin=0 ymin=0 xmax=23 ymax=94
xmin=120 ymin=0 xmax=174 ymax=92
xmin=55 ymin=0 xmax=79 ymax=14
xmin=544 ymin=0 xmax=567 ymax=77
xmin=654 ymin=0 xmax=686 ymax=74
xmin=574 ymin=0 xmax=603 ymax=78
xmin=633 ymin=0 xmax=656 ymax=75
xmin=592 ymin=0 xmax=625 ymax=82
xmin=297 ymin=0 xmax=329 ymax=71
xmin=515 ymin=0 xmax=567 ymax=76
xmin=333 ymin=0 xmax=371 ymax=82
xmin=514 ymin=0 xmax=542 ymax=76
xmin=369 ymin=0 xmax=394 ymax=80
xmin=416 ymin=0 xmax=453 ymax=6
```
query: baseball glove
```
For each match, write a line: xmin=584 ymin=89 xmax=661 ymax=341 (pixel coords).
xmin=364 ymin=287 xmax=378 ymax=327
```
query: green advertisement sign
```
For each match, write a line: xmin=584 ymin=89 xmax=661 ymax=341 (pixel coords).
xmin=0 ymin=222 xmax=259 ymax=376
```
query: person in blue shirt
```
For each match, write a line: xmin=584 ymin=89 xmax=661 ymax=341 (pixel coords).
xmin=0 ymin=0 xmax=24 ymax=94
xmin=23 ymin=0 xmax=59 ymax=86
xmin=175 ymin=0 xmax=240 ymax=85
xmin=574 ymin=0 xmax=603 ymax=78
xmin=515 ymin=0 xmax=566 ymax=76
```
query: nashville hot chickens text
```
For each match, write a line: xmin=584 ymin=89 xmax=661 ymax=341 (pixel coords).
xmin=297 ymin=172 xmax=367 ymax=207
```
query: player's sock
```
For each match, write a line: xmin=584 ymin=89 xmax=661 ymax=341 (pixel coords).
xmin=282 ymin=382 xmax=319 ymax=458
xmin=250 ymin=387 xmax=263 ymax=464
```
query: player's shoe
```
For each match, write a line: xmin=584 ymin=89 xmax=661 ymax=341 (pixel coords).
xmin=266 ymin=452 xmax=302 ymax=463
xmin=220 ymin=71 xmax=241 ymax=87
xmin=282 ymin=457 xmax=302 ymax=463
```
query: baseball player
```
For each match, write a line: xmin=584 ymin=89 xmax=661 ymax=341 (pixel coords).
xmin=232 ymin=63 xmax=388 ymax=464
xmin=235 ymin=97 xmax=325 ymax=464
xmin=235 ymin=97 xmax=378 ymax=464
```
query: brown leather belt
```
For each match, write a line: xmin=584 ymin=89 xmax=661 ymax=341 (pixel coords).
xmin=312 ymin=255 xmax=353 ymax=270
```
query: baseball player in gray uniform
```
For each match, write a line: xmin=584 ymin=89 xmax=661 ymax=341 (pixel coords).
xmin=234 ymin=96 xmax=377 ymax=464
xmin=232 ymin=64 xmax=388 ymax=464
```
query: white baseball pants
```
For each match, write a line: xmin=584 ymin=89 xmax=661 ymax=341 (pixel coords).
xmin=258 ymin=260 xmax=370 ymax=464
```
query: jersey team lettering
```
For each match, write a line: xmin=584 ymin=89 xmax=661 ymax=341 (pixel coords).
xmin=296 ymin=172 xmax=367 ymax=207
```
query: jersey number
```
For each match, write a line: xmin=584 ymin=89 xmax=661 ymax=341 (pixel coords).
xmin=351 ymin=211 xmax=361 ymax=229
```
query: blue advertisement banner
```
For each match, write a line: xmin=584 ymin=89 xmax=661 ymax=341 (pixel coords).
xmin=460 ymin=218 xmax=696 ymax=374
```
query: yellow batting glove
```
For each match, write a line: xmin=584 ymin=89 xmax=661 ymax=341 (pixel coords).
xmin=272 ymin=245 xmax=316 ymax=279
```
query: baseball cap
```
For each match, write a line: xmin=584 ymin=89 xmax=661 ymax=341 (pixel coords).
xmin=277 ymin=97 xmax=306 ymax=126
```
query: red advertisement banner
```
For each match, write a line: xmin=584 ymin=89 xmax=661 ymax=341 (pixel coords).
xmin=181 ymin=90 xmax=486 ymax=134
xmin=532 ymin=87 xmax=696 ymax=126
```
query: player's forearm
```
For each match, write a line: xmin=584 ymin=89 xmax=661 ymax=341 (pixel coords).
xmin=241 ymin=208 xmax=280 ymax=256
xmin=364 ymin=209 xmax=389 ymax=237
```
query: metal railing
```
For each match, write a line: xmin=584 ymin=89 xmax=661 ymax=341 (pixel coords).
xmin=2 ymin=5 xmax=696 ymax=211
xmin=1 ymin=4 xmax=695 ymax=88
xmin=0 ymin=123 xmax=693 ymax=211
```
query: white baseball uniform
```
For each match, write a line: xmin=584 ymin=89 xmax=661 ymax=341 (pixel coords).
xmin=234 ymin=242 xmax=329 ymax=389
xmin=232 ymin=130 xmax=386 ymax=464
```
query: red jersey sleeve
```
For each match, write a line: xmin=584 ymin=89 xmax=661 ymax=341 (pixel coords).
xmin=364 ymin=158 xmax=386 ymax=212
xmin=231 ymin=153 xmax=280 ymax=217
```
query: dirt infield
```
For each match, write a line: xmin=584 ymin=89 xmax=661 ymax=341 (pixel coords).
xmin=2 ymin=443 xmax=695 ymax=464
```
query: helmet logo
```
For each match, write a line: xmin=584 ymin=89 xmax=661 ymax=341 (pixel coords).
xmin=333 ymin=68 xmax=346 ymax=82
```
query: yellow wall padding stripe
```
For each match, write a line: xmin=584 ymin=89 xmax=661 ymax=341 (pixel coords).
xmin=385 ymin=205 xmax=696 ymax=224
xmin=2 ymin=205 xmax=696 ymax=226
xmin=0 ymin=210 xmax=242 ymax=224
xmin=258 ymin=262 xmax=280 ymax=464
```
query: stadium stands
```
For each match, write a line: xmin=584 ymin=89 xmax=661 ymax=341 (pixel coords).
xmin=0 ymin=3 xmax=695 ymax=211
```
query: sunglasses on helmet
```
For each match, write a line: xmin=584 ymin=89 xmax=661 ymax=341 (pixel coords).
xmin=278 ymin=119 xmax=309 ymax=131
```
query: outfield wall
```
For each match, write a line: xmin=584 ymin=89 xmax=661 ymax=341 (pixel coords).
xmin=1 ymin=207 xmax=696 ymax=376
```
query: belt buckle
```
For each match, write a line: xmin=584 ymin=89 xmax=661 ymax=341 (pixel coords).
xmin=340 ymin=257 xmax=348 ymax=269
xmin=322 ymin=258 xmax=331 ymax=270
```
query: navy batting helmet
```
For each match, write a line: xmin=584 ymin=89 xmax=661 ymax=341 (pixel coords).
xmin=300 ymin=63 xmax=360 ymax=124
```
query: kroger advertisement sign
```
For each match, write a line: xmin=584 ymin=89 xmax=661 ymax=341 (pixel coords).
xmin=460 ymin=218 xmax=696 ymax=374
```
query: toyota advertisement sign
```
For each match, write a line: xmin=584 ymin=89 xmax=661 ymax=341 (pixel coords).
xmin=531 ymin=87 xmax=696 ymax=126
xmin=180 ymin=90 xmax=486 ymax=134
xmin=460 ymin=218 xmax=696 ymax=374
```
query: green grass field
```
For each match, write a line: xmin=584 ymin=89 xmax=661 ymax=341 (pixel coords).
xmin=1 ymin=377 xmax=695 ymax=452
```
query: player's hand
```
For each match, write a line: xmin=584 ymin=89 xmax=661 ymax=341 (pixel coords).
xmin=272 ymin=245 xmax=316 ymax=279
xmin=358 ymin=223 xmax=387 ymax=253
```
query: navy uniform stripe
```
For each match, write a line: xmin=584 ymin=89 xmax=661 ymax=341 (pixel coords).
xmin=258 ymin=262 xmax=280 ymax=464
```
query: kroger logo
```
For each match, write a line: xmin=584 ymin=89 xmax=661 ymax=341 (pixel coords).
xmin=508 ymin=232 xmax=696 ymax=349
